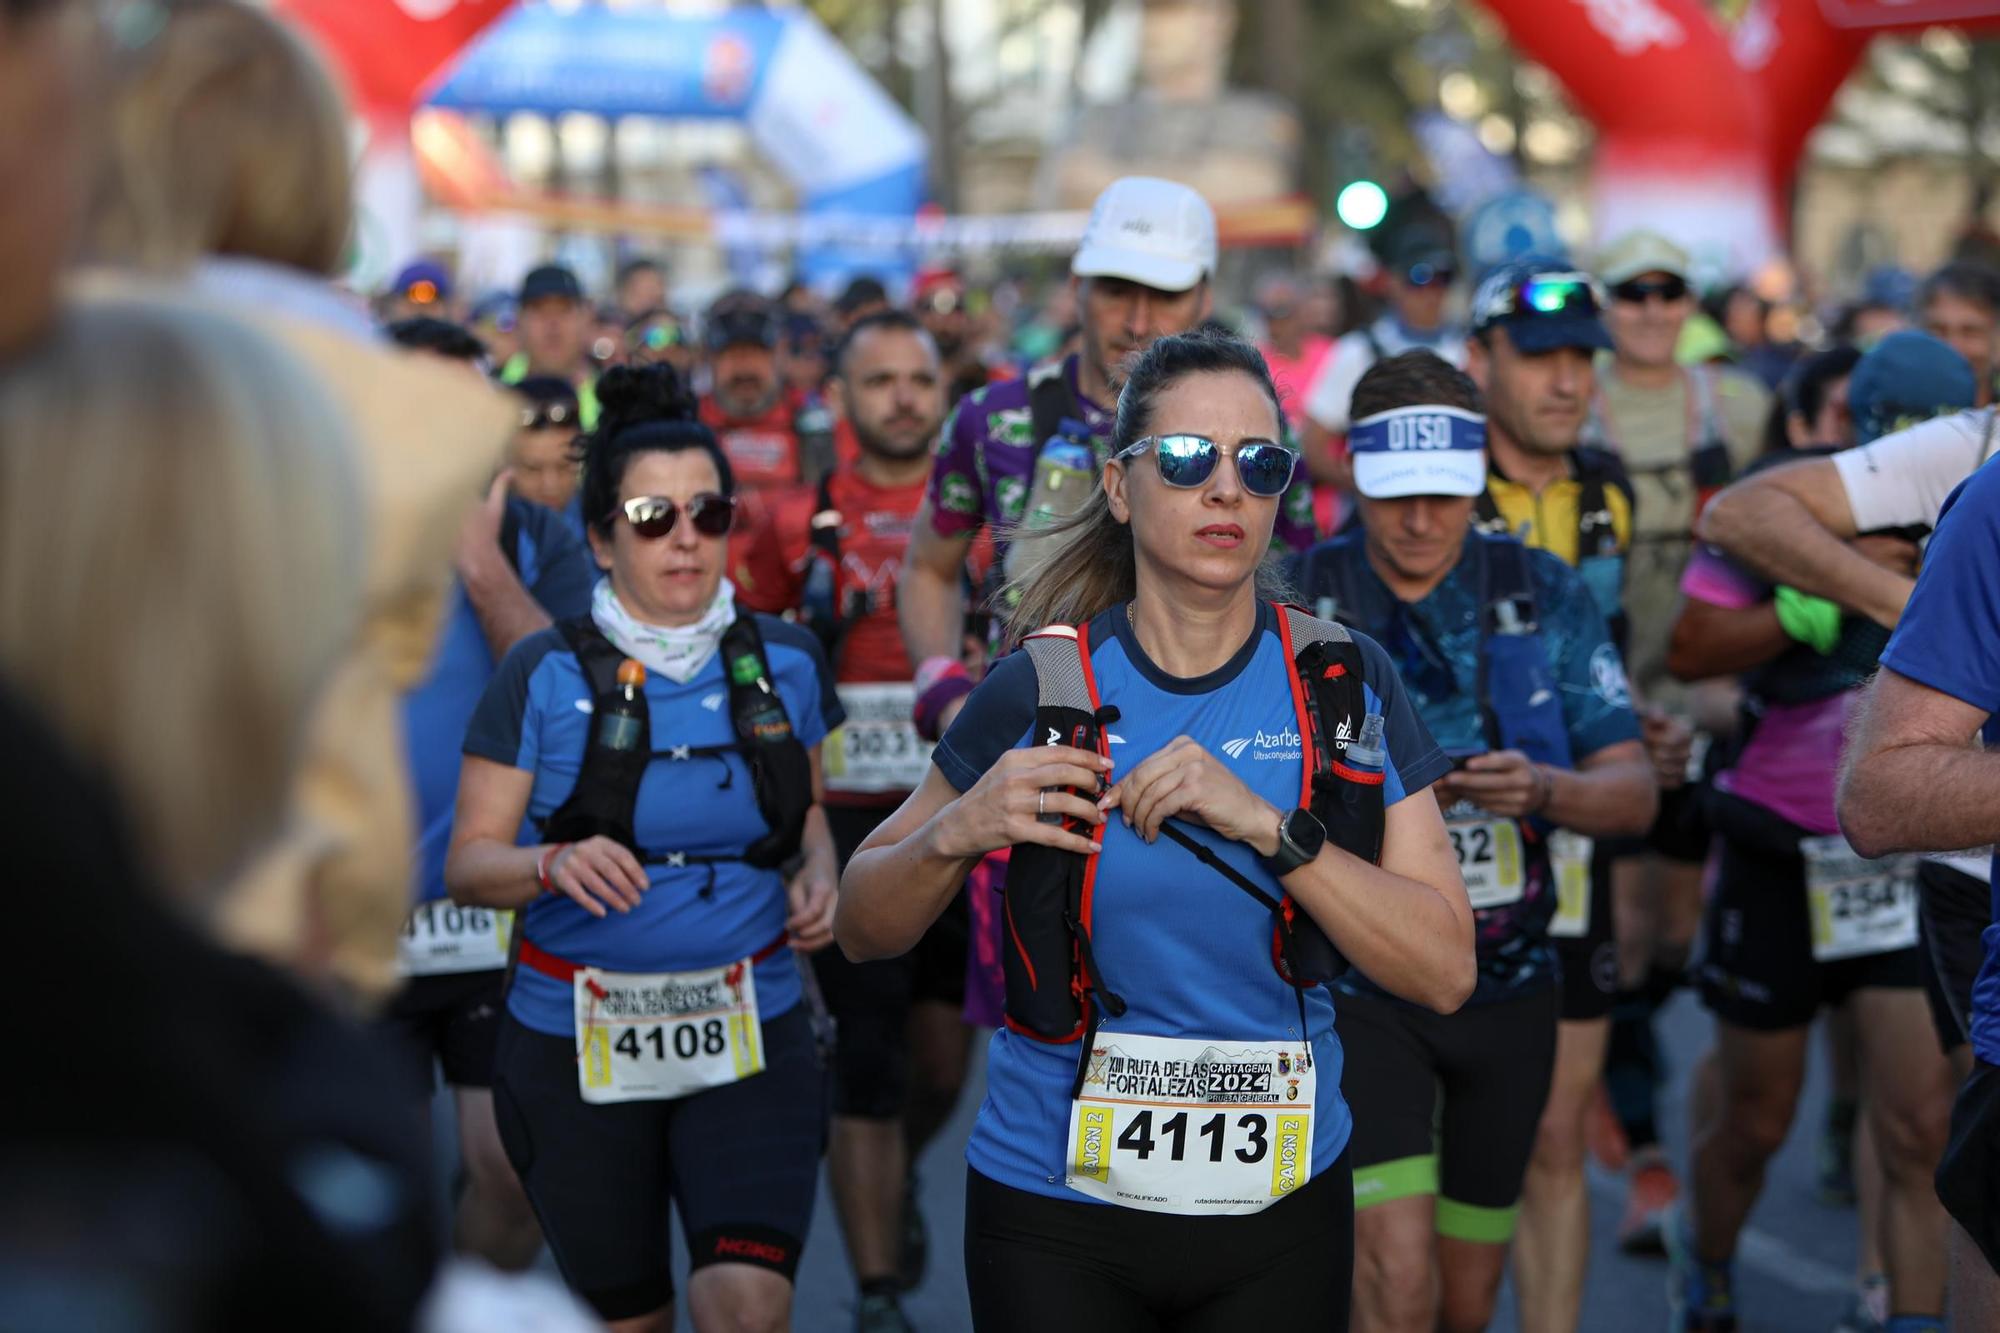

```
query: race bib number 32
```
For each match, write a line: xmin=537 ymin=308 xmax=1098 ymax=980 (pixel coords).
xmin=574 ymin=959 xmax=764 ymax=1104
xmin=1803 ymin=835 xmax=1919 ymax=963
xmin=1447 ymin=812 xmax=1527 ymax=911
xmin=1066 ymin=1032 xmax=1314 ymax=1216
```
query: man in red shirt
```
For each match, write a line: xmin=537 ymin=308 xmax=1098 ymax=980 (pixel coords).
xmin=698 ymin=290 xmax=835 ymax=494
xmin=733 ymin=311 xmax=962 ymax=1332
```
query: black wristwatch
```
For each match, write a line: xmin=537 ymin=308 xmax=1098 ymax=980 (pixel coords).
xmin=1266 ymin=807 xmax=1327 ymax=877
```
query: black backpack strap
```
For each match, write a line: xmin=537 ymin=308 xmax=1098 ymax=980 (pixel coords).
xmin=1027 ymin=362 xmax=1084 ymax=472
xmin=1296 ymin=535 xmax=1381 ymax=631
xmin=1472 ymin=534 xmax=1540 ymax=751
xmin=1473 ymin=486 xmax=1507 ymax=535
xmin=556 ymin=616 xmax=619 ymax=693
xmin=541 ymin=617 xmax=649 ymax=851
xmin=718 ymin=612 xmax=814 ymax=869
xmin=1478 ymin=531 xmax=1541 ymax=630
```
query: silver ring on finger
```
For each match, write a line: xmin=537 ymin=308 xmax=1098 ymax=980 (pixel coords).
xmin=1037 ymin=789 xmax=1046 ymax=817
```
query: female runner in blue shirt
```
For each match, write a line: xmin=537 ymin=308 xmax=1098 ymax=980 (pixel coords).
xmin=446 ymin=367 xmax=841 ymax=1333
xmin=840 ymin=330 xmax=1476 ymax=1331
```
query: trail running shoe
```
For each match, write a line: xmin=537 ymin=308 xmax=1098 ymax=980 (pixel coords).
xmin=1665 ymin=1206 xmax=1738 ymax=1332
xmin=855 ymin=1290 xmax=914 ymax=1333
xmin=1619 ymin=1157 xmax=1680 ymax=1256
xmin=1831 ymin=1274 xmax=1887 ymax=1333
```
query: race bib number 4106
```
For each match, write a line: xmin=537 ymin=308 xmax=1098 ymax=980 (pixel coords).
xmin=398 ymin=900 xmax=512 ymax=977
xmin=1066 ymin=1032 xmax=1315 ymax=1216
xmin=1803 ymin=835 xmax=1919 ymax=963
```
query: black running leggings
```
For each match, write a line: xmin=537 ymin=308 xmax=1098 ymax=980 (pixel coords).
xmin=964 ymin=1152 xmax=1354 ymax=1333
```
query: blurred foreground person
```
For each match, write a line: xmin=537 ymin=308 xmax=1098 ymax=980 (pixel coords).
xmin=0 ymin=0 xmax=101 ymax=361
xmin=82 ymin=0 xmax=511 ymax=1002
xmin=0 ymin=295 xmax=436 ymax=1332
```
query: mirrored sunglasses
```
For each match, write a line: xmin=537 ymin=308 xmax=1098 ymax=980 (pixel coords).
xmin=617 ymin=492 xmax=736 ymax=540
xmin=1114 ymin=434 xmax=1298 ymax=498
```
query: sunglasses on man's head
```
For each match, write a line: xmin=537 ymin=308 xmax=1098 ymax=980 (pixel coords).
xmin=520 ymin=402 xmax=576 ymax=431
xmin=1485 ymin=273 xmax=1604 ymax=322
xmin=617 ymin=493 xmax=736 ymax=540
xmin=1114 ymin=434 xmax=1299 ymax=498
xmin=1612 ymin=276 xmax=1689 ymax=305
xmin=629 ymin=323 xmax=684 ymax=352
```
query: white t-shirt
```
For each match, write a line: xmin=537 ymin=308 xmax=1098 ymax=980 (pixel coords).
xmin=1303 ymin=317 xmax=1468 ymax=434
xmin=1832 ymin=407 xmax=2000 ymax=883
xmin=1833 ymin=408 xmax=2000 ymax=533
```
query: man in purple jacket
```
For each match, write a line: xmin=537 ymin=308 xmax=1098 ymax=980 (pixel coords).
xmin=897 ymin=176 xmax=1317 ymax=711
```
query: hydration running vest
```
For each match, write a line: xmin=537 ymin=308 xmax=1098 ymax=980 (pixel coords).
xmin=1474 ymin=446 xmax=1632 ymax=653
xmin=539 ymin=613 xmax=814 ymax=875
xmin=1297 ymin=532 xmax=1578 ymax=950
xmin=1001 ymin=605 xmax=1388 ymax=1093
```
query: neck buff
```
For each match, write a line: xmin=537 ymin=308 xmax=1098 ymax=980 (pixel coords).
xmin=590 ymin=575 xmax=737 ymax=683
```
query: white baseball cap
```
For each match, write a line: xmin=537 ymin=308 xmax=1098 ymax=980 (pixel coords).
xmin=1071 ymin=177 xmax=1217 ymax=293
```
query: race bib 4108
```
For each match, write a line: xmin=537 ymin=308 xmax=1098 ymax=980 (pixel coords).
xmin=574 ymin=958 xmax=764 ymax=1104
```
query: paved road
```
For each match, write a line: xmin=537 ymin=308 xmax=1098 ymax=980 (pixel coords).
xmin=436 ymin=989 xmax=1861 ymax=1331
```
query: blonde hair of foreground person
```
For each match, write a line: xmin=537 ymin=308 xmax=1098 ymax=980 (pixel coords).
xmin=73 ymin=0 xmax=514 ymax=1002
xmin=87 ymin=0 xmax=351 ymax=277
xmin=0 ymin=296 xmax=364 ymax=905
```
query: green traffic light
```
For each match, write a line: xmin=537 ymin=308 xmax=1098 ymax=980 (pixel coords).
xmin=1335 ymin=181 xmax=1390 ymax=231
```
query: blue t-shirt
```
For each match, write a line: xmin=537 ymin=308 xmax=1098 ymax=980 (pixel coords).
xmin=404 ymin=499 xmax=596 ymax=906
xmin=1878 ymin=461 xmax=2000 ymax=1067
xmin=463 ymin=613 xmax=840 ymax=1037
xmin=1297 ymin=533 xmax=1639 ymax=1001
xmin=935 ymin=601 xmax=1448 ymax=1202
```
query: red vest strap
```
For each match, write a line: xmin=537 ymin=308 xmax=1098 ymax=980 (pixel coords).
xmin=516 ymin=932 xmax=788 ymax=984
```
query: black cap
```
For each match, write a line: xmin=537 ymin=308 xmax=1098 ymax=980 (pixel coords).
xmin=519 ymin=264 xmax=583 ymax=306
xmin=834 ymin=275 xmax=890 ymax=317
xmin=705 ymin=303 xmax=779 ymax=354
xmin=1386 ymin=226 xmax=1457 ymax=276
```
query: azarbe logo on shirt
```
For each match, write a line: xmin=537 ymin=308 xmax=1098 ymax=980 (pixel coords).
xmin=1220 ymin=727 xmax=1303 ymax=761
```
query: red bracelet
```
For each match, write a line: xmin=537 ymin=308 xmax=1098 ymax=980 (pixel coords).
xmin=537 ymin=842 xmax=570 ymax=892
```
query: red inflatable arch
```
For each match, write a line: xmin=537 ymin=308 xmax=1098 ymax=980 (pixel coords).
xmin=1478 ymin=0 xmax=2000 ymax=272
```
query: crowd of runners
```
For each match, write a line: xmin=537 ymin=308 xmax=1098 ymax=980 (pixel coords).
xmin=10 ymin=4 xmax=2000 ymax=1332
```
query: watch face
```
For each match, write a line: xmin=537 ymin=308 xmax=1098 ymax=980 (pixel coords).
xmin=1285 ymin=808 xmax=1325 ymax=856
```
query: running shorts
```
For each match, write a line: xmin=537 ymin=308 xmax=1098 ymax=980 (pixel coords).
xmin=1555 ymin=839 xmax=1620 ymax=1023
xmin=963 ymin=1153 xmax=1353 ymax=1333
xmin=376 ymin=968 xmax=507 ymax=1093
xmin=1697 ymin=790 xmax=1922 ymax=1032
xmin=814 ymin=803 xmax=970 ymax=1118
xmin=1917 ymin=858 xmax=1989 ymax=1054
xmin=1340 ymin=983 xmax=1559 ymax=1242
xmin=490 ymin=1007 xmax=824 ymax=1321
